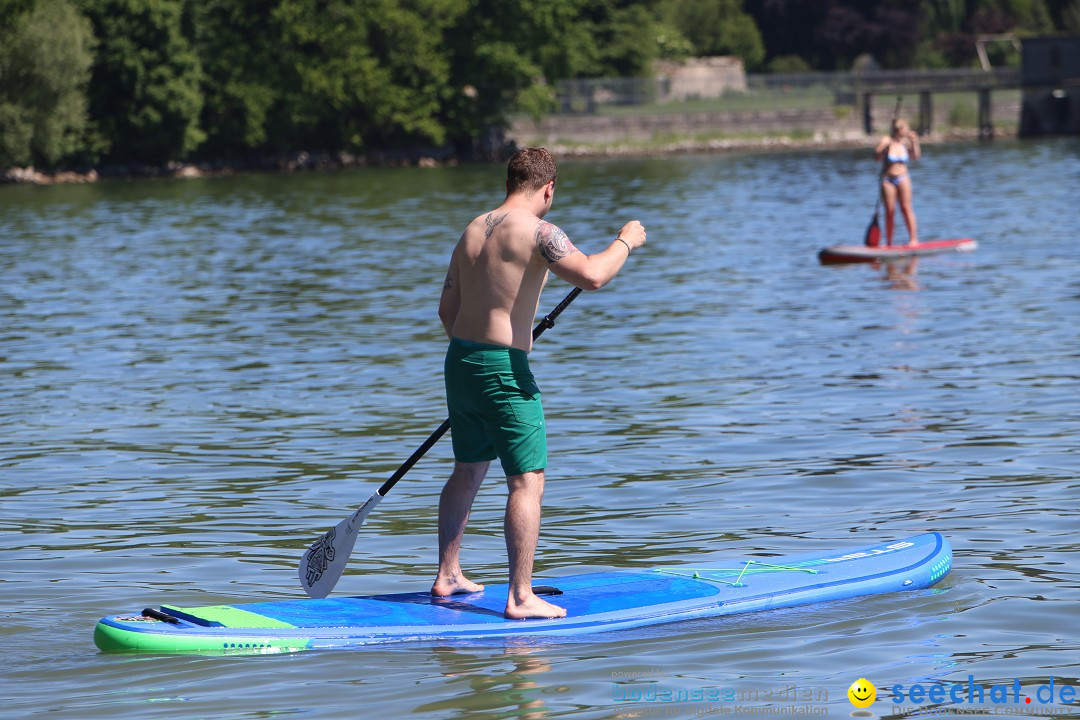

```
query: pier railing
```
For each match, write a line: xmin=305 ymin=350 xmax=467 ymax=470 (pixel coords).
xmin=552 ymin=67 xmax=1022 ymax=137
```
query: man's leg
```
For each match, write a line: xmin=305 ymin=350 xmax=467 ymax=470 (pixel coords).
xmin=432 ymin=460 xmax=489 ymax=596
xmin=504 ymin=469 xmax=566 ymax=619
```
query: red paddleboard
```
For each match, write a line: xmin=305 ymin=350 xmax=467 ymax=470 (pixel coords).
xmin=818 ymin=238 xmax=977 ymax=265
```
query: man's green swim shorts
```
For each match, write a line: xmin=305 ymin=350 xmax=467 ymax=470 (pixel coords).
xmin=444 ymin=337 xmax=547 ymax=476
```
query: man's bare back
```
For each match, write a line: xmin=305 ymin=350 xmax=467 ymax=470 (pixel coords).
xmin=440 ymin=196 xmax=644 ymax=354
xmin=444 ymin=207 xmax=556 ymax=352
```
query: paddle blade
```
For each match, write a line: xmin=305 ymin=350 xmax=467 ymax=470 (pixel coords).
xmin=299 ymin=492 xmax=383 ymax=598
xmin=864 ymin=212 xmax=881 ymax=247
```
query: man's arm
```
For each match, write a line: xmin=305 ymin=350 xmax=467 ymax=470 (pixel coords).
xmin=438 ymin=249 xmax=461 ymax=338
xmin=537 ymin=220 xmax=646 ymax=291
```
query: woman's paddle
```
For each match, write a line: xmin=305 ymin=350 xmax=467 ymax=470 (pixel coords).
xmin=299 ymin=286 xmax=584 ymax=599
xmin=863 ymin=196 xmax=881 ymax=247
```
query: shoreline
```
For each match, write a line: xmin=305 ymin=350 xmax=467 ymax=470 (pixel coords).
xmin=1 ymin=127 xmax=1018 ymax=185
xmin=524 ymin=126 xmax=1018 ymax=159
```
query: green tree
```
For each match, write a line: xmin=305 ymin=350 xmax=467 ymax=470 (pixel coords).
xmin=654 ymin=21 xmax=695 ymax=61
xmin=593 ymin=2 xmax=664 ymax=76
xmin=981 ymin=0 xmax=1055 ymax=33
xmin=664 ymin=0 xmax=765 ymax=69
xmin=0 ymin=0 xmax=95 ymax=168
xmin=284 ymin=0 xmax=460 ymax=150
xmin=1065 ymin=0 xmax=1080 ymax=30
xmin=193 ymin=0 xmax=465 ymax=155
xmin=442 ymin=0 xmax=596 ymax=144
xmin=1044 ymin=0 xmax=1080 ymax=29
xmin=80 ymin=0 xmax=204 ymax=163
xmin=187 ymin=0 xmax=284 ymax=154
xmin=920 ymin=0 xmax=1056 ymax=67
xmin=0 ymin=0 xmax=35 ymax=25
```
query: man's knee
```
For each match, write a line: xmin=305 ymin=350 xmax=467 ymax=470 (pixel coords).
xmin=506 ymin=469 xmax=545 ymax=493
xmin=450 ymin=460 xmax=489 ymax=487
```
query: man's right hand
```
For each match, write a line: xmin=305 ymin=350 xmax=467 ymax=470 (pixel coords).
xmin=618 ymin=220 xmax=647 ymax=252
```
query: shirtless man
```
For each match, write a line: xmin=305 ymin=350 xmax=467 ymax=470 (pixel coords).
xmin=434 ymin=147 xmax=646 ymax=619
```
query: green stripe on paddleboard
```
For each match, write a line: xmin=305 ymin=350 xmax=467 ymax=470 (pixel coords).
xmin=163 ymin=604 xmax=297 ymax=629
xmin=94 ymin=622 xmax=309 ymax=653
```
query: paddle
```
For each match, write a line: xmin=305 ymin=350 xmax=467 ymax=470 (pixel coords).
xmin=863 ymin=196 xmax=881 ymax=247
xmin=866 ymin=96 xmax=904 ymax=248
xmin=299 ymin=286 xmax=584 ymax=599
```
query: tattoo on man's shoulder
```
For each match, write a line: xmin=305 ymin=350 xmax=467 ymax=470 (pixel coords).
xmin=443 ymin=273 xmax=453 ymax=291
xmin=536 ymin=221 xmax=577 ymax=263
xmin=484 ymin=212 xmax=508 ymax=239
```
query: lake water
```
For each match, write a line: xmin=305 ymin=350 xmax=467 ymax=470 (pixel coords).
xmin=2 ymin=138 xmax=1078 ymax=720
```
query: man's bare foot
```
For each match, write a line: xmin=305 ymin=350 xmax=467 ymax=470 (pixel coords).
xmin=431 ymin=573 xmax=484 ymax=596
xmin=908 ymin=238 xmax=919 ymax=246
xmin=504 ymin=592 xmax=567 ymax=620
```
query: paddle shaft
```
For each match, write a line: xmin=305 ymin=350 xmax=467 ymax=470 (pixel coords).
xmin=866 ymin=97 xmax=904 ymax=247
xmin=374 ymin=286 xmax=583 ymax=498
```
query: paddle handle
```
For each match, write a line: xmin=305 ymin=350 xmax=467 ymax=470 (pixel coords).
xmin=375 ymin=286 xmax=584 ymax=497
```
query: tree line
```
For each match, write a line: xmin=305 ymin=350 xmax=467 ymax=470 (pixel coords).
xmin=2 ymin=0 xmax=1078 ymax=171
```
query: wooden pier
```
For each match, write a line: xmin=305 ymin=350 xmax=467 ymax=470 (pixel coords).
xmin=857 ymin=68 xmax=1021 ymax=139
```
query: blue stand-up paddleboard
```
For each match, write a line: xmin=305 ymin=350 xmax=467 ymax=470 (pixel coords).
xmin=94 ymin=533 xmax=951 ymax=654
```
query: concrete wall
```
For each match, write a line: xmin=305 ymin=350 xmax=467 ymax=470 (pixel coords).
xmin=510 ymin=108 xmax=858 ymax=145
xmin=653 ymin=57 xmax=747 ymax=103
xmin=509 ymin=100 xmax=1021 ymax=147
xmin=1021 ymin=90 xmax=1080 ymax=135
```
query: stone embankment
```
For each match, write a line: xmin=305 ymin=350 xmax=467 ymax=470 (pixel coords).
xmin=508 ymin=100 xmax=1021 ymax=157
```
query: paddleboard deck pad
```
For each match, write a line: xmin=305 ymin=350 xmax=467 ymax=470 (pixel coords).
xmin=818 ymin=238 xmax=977 ymax=264
xmin=95 ymin=532 xmax=951 ymax=654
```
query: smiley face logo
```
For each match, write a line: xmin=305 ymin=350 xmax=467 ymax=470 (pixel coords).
xmin=848 ymin=678 xmax=876 ymax=708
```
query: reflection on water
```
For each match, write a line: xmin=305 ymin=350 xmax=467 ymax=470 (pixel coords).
xmin=1 ymin=137 xmax=1078 ymax=719
xmin=884 ymin=257 xmax=920 ymax=291
xmin=416 ymin=646 xmax=554 ymax=720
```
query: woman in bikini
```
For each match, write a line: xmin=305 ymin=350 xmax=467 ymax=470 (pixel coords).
xmin=874 ymin=118 xmax=921 ymax=246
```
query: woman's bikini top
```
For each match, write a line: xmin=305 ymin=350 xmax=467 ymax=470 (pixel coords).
xmin=886 ymin=142 xmax=909 ymax=165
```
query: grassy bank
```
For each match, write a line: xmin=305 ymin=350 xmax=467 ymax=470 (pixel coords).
xmin=513 ymin=125 xmax=1019 ymax=159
